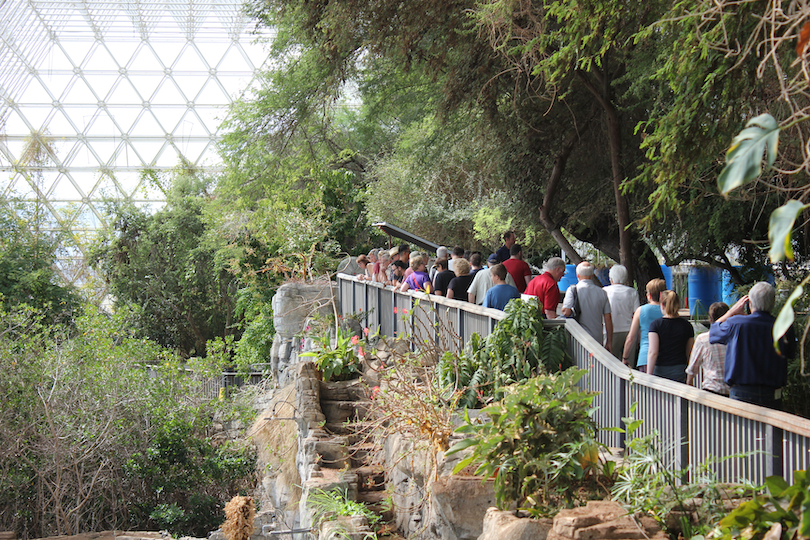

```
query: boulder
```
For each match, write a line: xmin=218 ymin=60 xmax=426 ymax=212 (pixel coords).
xmin=431 ymin=476 xmax=501 ymax=540
xmin=549 ymin=500 xmax=665 ymax=540
xmin=478 ymin=508 xmax=553 ymax=540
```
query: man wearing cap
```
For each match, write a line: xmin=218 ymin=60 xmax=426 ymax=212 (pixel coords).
xmin=467 ymin=253 xmax=516 ymax=305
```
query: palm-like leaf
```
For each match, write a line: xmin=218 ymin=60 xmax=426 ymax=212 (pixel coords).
xmin=717 ymin=113 xmax=779 ymax=195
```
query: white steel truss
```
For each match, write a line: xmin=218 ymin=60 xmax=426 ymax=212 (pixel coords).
xmin=0 ymin=0 xmax=271 ymax=292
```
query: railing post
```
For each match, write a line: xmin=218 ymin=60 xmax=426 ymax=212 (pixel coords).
xmin=392 ymin=289 xmax=398 ymax=337
xmin=618 ymin=377 xmax=627 ymax=450
xmin=457 ymin=307 xmax=464 ymax=354
xmin=679 ymin=397 xmax=689 ymax=484
xmin=377 ymin=285 xmax=382 ymax=334
xmin=766 ymin=425 xmax=784 ymax=479
xmin=338 ymin=275 xmax=343 ymax=316
xmin=351 ymin=277 xmax=357 ymax=314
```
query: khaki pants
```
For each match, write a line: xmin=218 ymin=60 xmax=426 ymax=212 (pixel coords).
xmin=612 ymin=330 xmax=637 ymax=367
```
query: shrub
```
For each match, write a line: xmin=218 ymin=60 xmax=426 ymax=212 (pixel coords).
xmin=447 ymin=368 xmax=603 ymax=516
xmin=712 ymin=472 xmax=810 ymax=540
xmin=0 ymin=304 xmax=258 ymax=539
xmin=437 ymin=298 xmax=570 ymax=408
xmin=301 ymin=326 xmax=362 ymax=381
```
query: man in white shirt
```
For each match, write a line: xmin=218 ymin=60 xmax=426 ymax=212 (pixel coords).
xmin=604 ymin=265 xmax=640 ymax=361
xmin=562 ymin=262 xmax=613 ymax=352
xmin=467 ymin=253 xmax=516 ymax=305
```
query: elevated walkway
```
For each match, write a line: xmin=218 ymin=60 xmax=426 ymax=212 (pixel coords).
xmin=337 ymin=273 xmax=810 ymax=485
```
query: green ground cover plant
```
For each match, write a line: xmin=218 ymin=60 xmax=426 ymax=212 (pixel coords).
xmin=710 ymin=471 xmax=810 ymax=540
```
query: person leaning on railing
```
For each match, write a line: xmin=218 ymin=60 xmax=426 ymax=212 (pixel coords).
xmin=709 ymin=282 xmax=796 ymax=409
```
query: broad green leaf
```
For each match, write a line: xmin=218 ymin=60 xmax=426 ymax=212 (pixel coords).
xmin=445 ymin=437 xmax=478 ymax=455
xmin=451 ymin=454 xmax=478 ymax=474
xmin=766 ymin=475 xmax=790 ymax=497
xmin=717 ymin=114 xmax=780 ymax=195
xmin=773 ymin=285 xmax=803 ymax=353
xmin=769 ymin=200 xmax=808 ymax=262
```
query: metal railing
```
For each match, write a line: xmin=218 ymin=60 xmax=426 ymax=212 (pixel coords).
xmin=337 ymin=273 xmax=810 ymax=485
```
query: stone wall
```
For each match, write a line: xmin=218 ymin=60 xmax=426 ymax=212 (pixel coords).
xmin=270 ymin=280 xmax=337 ymax=387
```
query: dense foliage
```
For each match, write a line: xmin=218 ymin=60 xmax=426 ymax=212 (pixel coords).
xmin=0 ymin=304 xmax=257 ymax=539
xmin=448 ymin=368 xmax=602 ymax=516
xmin=437 ymin=298 xmax=569 ymax=408
xmin=91 ymin=170 xmax=238 ymax=357
xmin=0 ymin=200 xmax=80 ymax=325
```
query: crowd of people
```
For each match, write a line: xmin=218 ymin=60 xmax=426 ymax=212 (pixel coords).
xmin=355 ymin=232 xmax=526 ymax=310
xmin=354 ymin=236 xmax=794 ymax=410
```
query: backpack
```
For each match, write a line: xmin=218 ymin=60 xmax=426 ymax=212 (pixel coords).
xmin=569 ymin=285 xmax=582 ymax=321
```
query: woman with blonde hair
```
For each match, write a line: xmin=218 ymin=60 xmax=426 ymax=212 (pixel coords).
xmin=647 ymin=290 xmax=694 ymax=383
xmin=400 ymin=255 xmax=431 ymax=292
xmin=446 ymin=258 xmax=474 ymax=302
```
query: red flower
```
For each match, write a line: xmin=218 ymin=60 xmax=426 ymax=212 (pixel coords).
xmin=371 ymin=386 xmax=381 ymax=399
xmin=394 ymin=307 xmax=398 ymax=314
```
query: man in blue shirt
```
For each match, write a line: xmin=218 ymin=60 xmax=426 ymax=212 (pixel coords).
xmin=495 ymin=231 xmax=515 ymax=264
xmin=483 ymin=263 xmax=520 ymax=310
xmin=709 ymin=282 xmax=795 ymax=409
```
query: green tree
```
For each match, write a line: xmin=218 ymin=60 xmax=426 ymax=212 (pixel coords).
xmin=0 ymin=199 xmax=80 ymax=325
xmin=92 ymin=166 xmax=236 ymax=357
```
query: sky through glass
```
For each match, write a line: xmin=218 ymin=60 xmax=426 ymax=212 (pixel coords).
xmin=0 ymin=0 xmax=273 ymax=293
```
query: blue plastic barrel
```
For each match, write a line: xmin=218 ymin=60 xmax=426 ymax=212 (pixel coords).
xmin=660 ymin=265 xmax=673 ymax=290
xmin=688 ymin=266 xmax=722 ymax=317
xmin=558 ymin=264 xmax=577 ymax=293
xmin=595 ymin=267 xmax=610 ymax=287
xmin=721 ymin=268 xmax=739 ymax=306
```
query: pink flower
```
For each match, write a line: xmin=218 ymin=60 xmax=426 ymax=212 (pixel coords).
xmin=403 ymin=309 xmax=409 ymax=315
xmin=363 ymin=327 xmax=370 ymax=336
xmin=351 ymin=335 xmax=360 ymax=345
xmin=371 ymin=386 xmax=380 ymax=399
xmin=358 ymin=346 xmax=365 ymax=356
xmin=393 ymin=307 xmax=398 ymax=314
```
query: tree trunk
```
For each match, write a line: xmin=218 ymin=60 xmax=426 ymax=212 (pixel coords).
xmin=576 ymin=68 xmax=634 ymax=282
xmin=538 ymin=112 xmax=596 ymax=264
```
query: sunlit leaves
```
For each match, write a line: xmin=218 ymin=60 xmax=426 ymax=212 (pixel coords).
xmin=768 ymin=200 xmax=808 ymax=263
xmin=717 ymin=114 xmax=779 ymax=196
xmin=774 ymin=284 xmax=805 ymax=353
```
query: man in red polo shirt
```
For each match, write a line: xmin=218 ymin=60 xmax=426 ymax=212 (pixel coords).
xmin=525 ymin=257 xmax=566 ymax=319
xmin=502 ymin=244 xmax=532 ymax=294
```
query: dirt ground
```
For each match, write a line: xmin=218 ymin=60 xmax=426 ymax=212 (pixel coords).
xmin=32 ymin=532 xmax=174 ymax=540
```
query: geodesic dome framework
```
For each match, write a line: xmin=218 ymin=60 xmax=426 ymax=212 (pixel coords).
xmin=0 ymin=0 xmax=271 ymax=292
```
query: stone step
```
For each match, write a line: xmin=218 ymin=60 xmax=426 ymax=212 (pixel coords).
xmin=354 ymin=465 xmax=386 ymax=492
xmin=357 ymin=491 xmax=394 ymax=523
xmin=320 ymin=399 xmax=372 ymax=424
xmin=324 ymin=422 xmax=376 ymax=445
xmin=349 ymin=442 xmax=379 ymax=468
xmin=319 ymin=379 xmax=370 ymax=401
